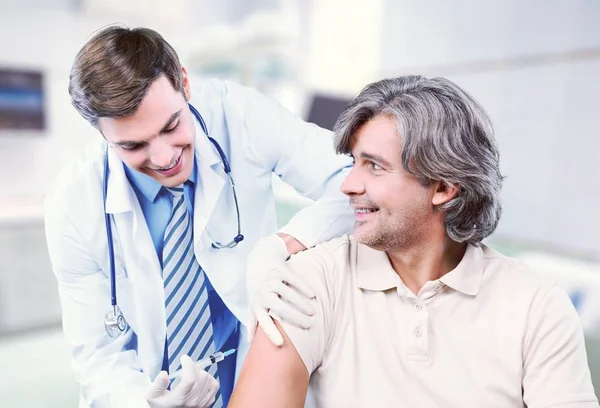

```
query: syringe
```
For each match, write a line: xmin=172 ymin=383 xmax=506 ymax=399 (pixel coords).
xmin=169 ymin=348 xmax=237 ymax=380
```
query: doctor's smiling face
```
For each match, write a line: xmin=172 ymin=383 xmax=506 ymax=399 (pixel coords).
xmin=98 ymin=71 xmax=196 ymax=188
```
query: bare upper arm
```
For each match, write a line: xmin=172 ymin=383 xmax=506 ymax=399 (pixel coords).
xmin=230 ymin=240 xmax=348 ymax=407
xmin=229 ymin=321 xmax=309 ymax=408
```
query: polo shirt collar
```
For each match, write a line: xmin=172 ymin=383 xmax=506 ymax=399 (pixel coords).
xmin=439 ymin=244 xmax=484 ymax=296
xmin=356 ymin=241 xmax=484 ymax=296
xmin=356 ymin=243 xmax=403 ymax=291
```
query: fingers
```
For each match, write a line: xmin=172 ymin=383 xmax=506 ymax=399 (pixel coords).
xmin=146 ymin=371 xmax=169 ymax=400
xmin=261 ymin=290 xmax=313 ymax=330
xmin=255 ymin=307 xmax=284 ymax=346
xmin=172 ymin=355 xmax=195 ymax=398
xmin=256 ymin=266 xmax=315 ymax=301
xmin=279 ymin=269 xmax=316 ymax=300
xmin=274 ymin=282 xmax=316 ymax=316
xmin=256 ymin=276 xmax=316 ymax=318
xmin=194 ymin=364 xmax=220 ymax=405
xmin=246 ymin=310 xmax=258 ymax=344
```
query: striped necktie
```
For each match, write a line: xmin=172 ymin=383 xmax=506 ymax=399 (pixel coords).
xmin=163 ymin=185 xmax=222 ymax=407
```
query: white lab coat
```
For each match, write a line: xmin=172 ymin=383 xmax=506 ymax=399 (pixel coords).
xmin=45 ymin=79 xmax=354 ymax=407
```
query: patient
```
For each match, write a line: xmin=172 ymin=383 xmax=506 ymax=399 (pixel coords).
xmin=229 ymin=76 xmax=598 ymax=407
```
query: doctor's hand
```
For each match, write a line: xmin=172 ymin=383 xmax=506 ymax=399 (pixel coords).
xmin=146 ymin=355 xmax=219 ymax=408
xmin=246 ymin=233 xmax=316 ymax=346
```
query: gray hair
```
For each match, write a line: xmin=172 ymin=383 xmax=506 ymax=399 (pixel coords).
xmin=333 ymin=75 xmax=503 ymax=245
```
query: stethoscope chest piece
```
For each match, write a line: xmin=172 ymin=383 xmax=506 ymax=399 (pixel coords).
xmin=104 ymin=305 xmax=127 ymax=338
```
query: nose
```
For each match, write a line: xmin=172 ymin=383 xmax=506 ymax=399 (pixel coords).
xmin=148 ymin=137 xmax=174 ymax=168
xmin=340 ymin=166 xmax=365 ymax=197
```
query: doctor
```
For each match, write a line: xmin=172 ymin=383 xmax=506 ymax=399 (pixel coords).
xmin=45 ymin=25 xmax=353 ymax=408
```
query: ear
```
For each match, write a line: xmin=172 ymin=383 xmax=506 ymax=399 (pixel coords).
xmin=181 ymin=66 xmax=191 ymax=101
xmin=431 ymin=180 xmax=459 ymax=206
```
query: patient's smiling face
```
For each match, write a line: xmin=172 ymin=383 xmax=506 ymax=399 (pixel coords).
xmin=340 ymin=114 xmax=436 ymax=252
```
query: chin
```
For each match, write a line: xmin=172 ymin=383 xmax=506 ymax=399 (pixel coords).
xmin=353 ymin=224 xmax=371 ymax=244
xmin=158 ymin=145 xmax=194 ymax=187
xmin=166 ymin=166 xmax=193 ymax=187
xmin=354 ymin=225 xmax=389 ymax=251
xmin=161 ymin=176 xmax=186 ymax=188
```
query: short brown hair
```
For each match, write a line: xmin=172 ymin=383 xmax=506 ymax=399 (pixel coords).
xmin=69 ymin=25 xmax=184 ymax=127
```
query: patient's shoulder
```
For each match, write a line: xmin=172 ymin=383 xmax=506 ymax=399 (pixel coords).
xmin=285 ymin=235 xmax=355 ymax=295
xmin=288 ymin=235 xmax=352 ymax=269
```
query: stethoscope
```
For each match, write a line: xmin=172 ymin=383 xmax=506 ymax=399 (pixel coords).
xmin=103 ymin=103 xmax=244 ymax=338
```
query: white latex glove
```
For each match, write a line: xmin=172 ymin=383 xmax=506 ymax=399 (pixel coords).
xmin=146 ymin=355 xmax=219 ymax=408
xmin=246 ymin=234 xmax=316 ymax=346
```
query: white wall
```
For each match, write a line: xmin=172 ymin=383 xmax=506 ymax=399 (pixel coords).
xmin=380 ymin=1 xmax=600 ymax=71
xmin=304 ymin=0 xmax=384 ymax=94
xmin=448 ymin=61 xmax=600 ymax=258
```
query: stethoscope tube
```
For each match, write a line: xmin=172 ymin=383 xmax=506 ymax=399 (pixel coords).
xmin=189 ymin=104 xmax=244 ymax=249
xmin=103 ymin=103 xmax=243 ymax=338
xmin=102 ymin=152 xmax=117 ymax=308
xmin=103 ymin=148 xmax=126 ymax=338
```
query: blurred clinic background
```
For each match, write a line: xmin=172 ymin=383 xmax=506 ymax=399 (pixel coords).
xmin=1 ymin=0 xmax=599 ymax=406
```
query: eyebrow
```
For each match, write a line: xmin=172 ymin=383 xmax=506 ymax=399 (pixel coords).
xmin=114 ymin=110 xmax=182 ymax=147
xmin=159 ymin=110 xmax=183 ymax=134
xmin=358 ymin=152 xmax=394 ymax=168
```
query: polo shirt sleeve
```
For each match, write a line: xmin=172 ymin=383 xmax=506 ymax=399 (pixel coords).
xmin=522 ymin=285 xmax=599 ymax=407
xmin=269 ymin=242 xmax=345 ymax=375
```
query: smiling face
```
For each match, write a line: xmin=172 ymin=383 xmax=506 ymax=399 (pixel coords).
xmin=340 ymin=114 xmax=438 ymax=252
xmin=98 ymin=71 xmax=195 ymax=187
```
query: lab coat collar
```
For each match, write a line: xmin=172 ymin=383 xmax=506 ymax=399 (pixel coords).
xmin=105 ymin=146 xmax=137 ymax=214
xmin=193 ymin=107 xmax=222 ymax=169
xmin=191 ymin=107 xmax=226 ymax=246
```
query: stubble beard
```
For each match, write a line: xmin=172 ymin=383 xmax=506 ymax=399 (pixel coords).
xmin=354 ymin=211 xmax=427 ymax=253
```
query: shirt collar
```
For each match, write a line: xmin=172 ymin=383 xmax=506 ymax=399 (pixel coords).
xmin=356 ymin=243 xmax=404 ymax=291
xmin=124 ymin=155 xmax=198 ymax=202
xmin=188 ymin=157 xmax=198 ymax=184
xmin=439 ymin=244 xmax=484 ymax=296
xmin=356 ymin=241 xmax=484 ymax=296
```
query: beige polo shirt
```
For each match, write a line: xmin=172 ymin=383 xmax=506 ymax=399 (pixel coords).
xmin=277 ymin=235 xmax=598 ymax=408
